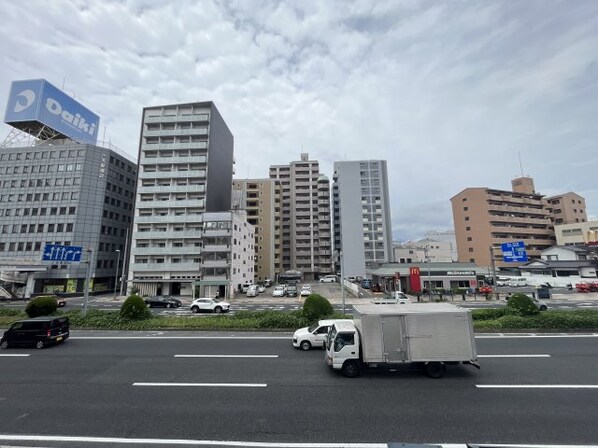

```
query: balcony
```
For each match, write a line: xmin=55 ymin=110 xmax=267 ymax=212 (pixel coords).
xmin=129 ymin=262 xmax=201 ymax=272
xmin=202 ymin=259 xmax=230 ymax=268
xmin=132 ymin=246 xmax=201 ymax=255
xmin=141 ymin=142 xmax=208 ymax=151
xmin=203 ymin=245 xmax=230 ymax=252
xmin=140 ymin=155 xmax=208 ymax=165
xmin=137 ymin=199 xmax=206 ymax=208
xmin=138 ymin=185 xmax=206 ymax=194
xmin=143 ymin=128 xmax=208 ymax=137
xmin=144 ymin=114 xmax=209 ymax=124
xmin=133 ymin=230 xmax=202 ymax=239
xmin=139 ymin=170 xmax=206 ymax=180
xmin=135 ymin=215 xmax=203 ymax=224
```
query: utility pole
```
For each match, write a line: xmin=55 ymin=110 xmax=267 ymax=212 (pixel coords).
xmin=119 ymin=227 xmax=129 ymax=297
xmin=425 ymin=245 xmax=432 ymax=301
xmin=340 ymin=250 xmax=346 ymax=316
xmin=113 ymin=249 xmax=121 ymax=300
xmin=489 ymin=246 xmax=499 ymax=300
xmin=82 ymin=248 xmax=92 ymax=317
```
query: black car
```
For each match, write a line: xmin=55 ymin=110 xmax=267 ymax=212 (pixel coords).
xmin=1 ymin=316 xmax=69 ymax=349
xmin=286 ymin=285 xmax=298 ymax=297
xmin=144 ymin=296 xmax=181 ymax=308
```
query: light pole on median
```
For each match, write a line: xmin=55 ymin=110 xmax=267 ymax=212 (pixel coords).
xmin=114 ymin=249 xmax=121 ymax=300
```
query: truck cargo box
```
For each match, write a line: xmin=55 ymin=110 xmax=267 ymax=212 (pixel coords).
xmin=352 ymin=303 xmax=477 ymax=363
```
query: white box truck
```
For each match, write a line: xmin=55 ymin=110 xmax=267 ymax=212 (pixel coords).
xmin=325 ymin=303 xmax=479 ymax=378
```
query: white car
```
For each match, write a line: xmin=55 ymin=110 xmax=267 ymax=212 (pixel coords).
xmin=272 ymin=285 xmax=286 ymax=297
xmin=257 ymin=284 xmax=266 ymax=293
xmin=300 ymin=285 xmax=311 ymax=297
xmin=319 ymin=275 xmax=336 ymax=283
xmin=371 ymin=291 xmax=411 ymax=305
xmin=293 ymin=319 xmax=352 ymax=351
xmin=190 ymin=298 xmax=230 ymax=314
xmin=246 ymin=285 xmax=259 ymax=297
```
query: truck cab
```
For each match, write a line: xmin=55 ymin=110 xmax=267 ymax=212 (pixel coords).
xmin=325 ymin=320 xmax=361 ymax=377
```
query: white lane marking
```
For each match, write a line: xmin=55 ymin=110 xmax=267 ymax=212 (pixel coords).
xmin=71 ymin=336 xmax=289 ymax=339
xmin=477 ymin=385 xmax=598 ymax=389
xmin=133 ymin=382 xmax=267 ymax=388
xmin=174 ymin=354 xmax=278 ymax=358
xmin=0 ymin=434 xmax=387 ymax=447
xmin=0 ymin=354 xmax=30 ymax=357
xmin=476 ymin=334 xmax=598 ymax=338
xmin=478 ymin=354 xmax=551 ymax=358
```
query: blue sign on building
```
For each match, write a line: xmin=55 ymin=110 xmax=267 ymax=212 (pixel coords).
xmin=4 ymin=79 xmax=99 ymax=144
xmin=501 ymin=241 xmax=528 ymax=263
xmin=41 ymin=244 xmax=83 ymax=263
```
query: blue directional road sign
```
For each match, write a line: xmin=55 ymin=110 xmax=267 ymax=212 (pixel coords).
xmin=41 ymin=244 xmax=83 ymax=263
xmin=501 ymin=241 xmax=528 ymax=263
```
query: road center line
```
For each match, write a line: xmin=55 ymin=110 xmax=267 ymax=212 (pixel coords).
xmin=478 ymin=354 xmax=550 ymax=358
xmin=0 ymin=354 xmax=30 ymax=357
xmin=174 ymin=354 xmax=278 ymax=358
xmin=477 ymin=385 xmax=598 ymax=389
xmin=133 ymin=382 xmax=267 ymax=388
xmin=70 ymin=336 xmax=289 ymax=339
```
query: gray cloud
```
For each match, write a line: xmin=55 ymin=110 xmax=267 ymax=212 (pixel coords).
xmin=1 ymin=0 xmax=597 ymax=240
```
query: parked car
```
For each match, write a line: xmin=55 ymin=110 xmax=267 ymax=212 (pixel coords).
xmin=257 ymin=284 xmax=266 ymax=293
xmin=505 ymin=294 xmax=548 ymax=311
xmin=361 ymin=279 xmax=372 ymax=289
xmin=190 ymin=298 xmax=230 ymax=313
xmin=1 ymin=316 xmax=69 ymax=349
xmin=319 ymin=275 xmax=337 ymax=283
xmin=286 ymin=285 xmax=298 ymax=297
xmin=272 ymin=285 xmax=286 ymax=297
xmin=293 ymin=319 xmax=352 ymax=350
xmin=264 ymin=278 xmax=272 ymax=287
xmin=246 ymin=285 xmax=259 ymax=297
xmin=300 ymin=285 xmax=312 ymax=297
xmin=145 ymin=296 xmax=181 ymax=308
xmin=240 ymin=282 xmax=254 ymax=293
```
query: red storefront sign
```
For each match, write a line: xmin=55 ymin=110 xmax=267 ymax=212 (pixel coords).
xmin=409 ymin=267 xmax=421 ymax=293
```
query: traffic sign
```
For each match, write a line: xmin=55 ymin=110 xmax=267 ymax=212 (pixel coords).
xmin=501 ymin=241 xmax=528 ymax=262
xmin=41 ymin=244 xmax=83 ymax=262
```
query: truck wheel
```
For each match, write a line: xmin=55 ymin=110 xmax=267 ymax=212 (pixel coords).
xmin=424 ymin=362 xmax=445 ymax=378
xmin=341 ymin=360 xmax=360 ymax=378
xmin=300 ymin=340 xmax=311 ymax=351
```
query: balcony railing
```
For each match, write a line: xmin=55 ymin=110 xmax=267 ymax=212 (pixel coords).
xmin=139 ymin=170 xmax=206 ymax=179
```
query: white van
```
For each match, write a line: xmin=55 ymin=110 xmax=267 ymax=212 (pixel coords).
xmin=507 ymin=278 xmax=528 ymax=287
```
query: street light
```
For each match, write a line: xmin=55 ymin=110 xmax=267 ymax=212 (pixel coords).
xmin=425 ymin=245 xmax=432 ymax=301
xmin=114 ymin=249 xmax=121 ymax=300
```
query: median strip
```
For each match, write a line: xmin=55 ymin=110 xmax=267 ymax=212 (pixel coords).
xmin=133 ymin=382 xmax=267 ymax=388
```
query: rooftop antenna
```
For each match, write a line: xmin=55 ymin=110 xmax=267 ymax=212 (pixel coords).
xmin=518 ymin=151 xmax=525 ymax=177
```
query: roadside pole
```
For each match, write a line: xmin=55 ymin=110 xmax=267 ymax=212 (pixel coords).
xmin=489 ymin=246 xmax=499 ymax=300
xmin=83 ymin=248 xmax=92 ymax=317
xmin=119 ymin=227 xmax=129 ymax=297
xmin=340 ymin=250 xmax=346 ymax=316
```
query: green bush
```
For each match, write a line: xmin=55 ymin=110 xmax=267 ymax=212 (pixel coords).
xmin=120 ymin=294 xmax=152 ymax=320
xmin=25 ymin=296 xmax=58 ymax=317
xmin=302 ymin=294 xmax=334 ymax=320
xmin=472 ymin=307 xmax=508 ymax=320
xmin=506 ymin=293 xmax=539 ymax=317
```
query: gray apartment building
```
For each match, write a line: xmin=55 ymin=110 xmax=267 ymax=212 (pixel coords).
xmin=0 ymin=140 xmax=137 ymax=297
xmin=269 ymin=153 xmax=333 ymax=280
xmin=333 ymin=160 xmax=394 ymax=278
xmin=129 ymin=101 xmax=242 ymax=297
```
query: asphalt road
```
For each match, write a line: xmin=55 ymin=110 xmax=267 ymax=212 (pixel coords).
xmin=0 ymin=333 xmax=597 ymax=447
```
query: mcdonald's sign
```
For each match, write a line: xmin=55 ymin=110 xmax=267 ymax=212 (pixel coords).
xmin=409 ymin=267 xmax=421 ymax=293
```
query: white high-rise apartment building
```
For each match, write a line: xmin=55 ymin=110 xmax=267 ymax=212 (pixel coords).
xmin=269 ymin=153 xmax=333 ymax=280
xmin=129 ymin=101 xmax=243 ymax=298
xmin=333 ymin=160 xmax=394 ymax=278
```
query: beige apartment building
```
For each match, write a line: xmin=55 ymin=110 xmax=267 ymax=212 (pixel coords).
xmin=269 ymin=153 xmax=333 ymax=280
xmin=232 ymin=178 xmax=283 ymax=283
xmin=545 ymin=192 xmax=587 ymax=225
xmin=555 ymin=220 xmax=598 ymax=246
xmin=451 ymin=177 xmax=555 ymax=269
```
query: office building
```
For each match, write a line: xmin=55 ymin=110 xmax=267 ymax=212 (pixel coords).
xmin=424 ymin=230 xmax=458 ymax=261
xmin=129 ymin=101 xmax=243 ymax=297
xmin=333 ymin=160 xmax=393 ymax=277
xmin=0 ymin=78 xmax=136 ymax=298
xmin=0 ymin=140 xmax=136 ymax=297
xmin=451 ymin=176 xmax=555 ymax=269
xmin=393 ymin=238 xmax=453 ymax=264
xmin=269 ymin=153 xmax=333 ymax=280
xmin=232 ymin=178 xmax=283 ymax=283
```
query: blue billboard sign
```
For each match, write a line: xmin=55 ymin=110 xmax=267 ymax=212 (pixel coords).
xmin=41 ymin=244 xmax=83 ymax=263
xmin=501 ymin=241 xmax=528 ymax=263
xmin=4 ymin=79 xmax=99 ymax=144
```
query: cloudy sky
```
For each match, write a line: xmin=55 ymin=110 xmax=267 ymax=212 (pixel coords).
xmin=1 ymin=0 xmax=597 ymax=241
